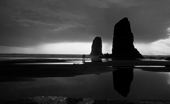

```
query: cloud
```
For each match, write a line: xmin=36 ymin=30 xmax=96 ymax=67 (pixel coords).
xmin=0 ymin=46 xmax=35 ymax=53
xmin=85 ymin=0 xmax=109 ymax=8
xmin=85 ymin=0 xmax=140 ymax=8
xmin=135 ymin=36 xmax=170 ymax=55
xmin=1 ymin=0 xmax=170 ymax=53
xmin=0 ymin=0 xmax=87 ymax=29
xmin=51 ymin=23 xmax=85 ymax=31
xmin=151 ymin=37 xmax=170 ymax=55
xmin=14 ymin=18 xmax=59 ymax=27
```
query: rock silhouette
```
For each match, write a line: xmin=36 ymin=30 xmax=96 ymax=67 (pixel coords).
xmin=112 ymin=17 xmax=143 ymax=59
xmin=90 ymin=37 xmax=103 ymax=56
xmin=111 ymin=17 xmax=143 ymax=97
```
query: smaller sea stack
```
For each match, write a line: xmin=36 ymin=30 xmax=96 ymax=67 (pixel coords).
xmin=90 ymin=37 xmax=103 ymax=56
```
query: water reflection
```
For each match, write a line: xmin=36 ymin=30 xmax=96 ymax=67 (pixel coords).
xmin=1 ymin=58 xmax=170 ymax=101
xmin=112 ymin=68 xmax=134 ymax=97
xmin=90 ymin=57 xmax=134 ymax=97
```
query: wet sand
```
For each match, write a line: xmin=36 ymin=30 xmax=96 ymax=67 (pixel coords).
xmin=1 ymin=57 xmax=170 ymax=103
xmin=2 ymin=96 xmax=170 ymax=104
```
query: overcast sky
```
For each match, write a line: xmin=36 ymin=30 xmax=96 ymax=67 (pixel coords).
xmin=1 ymin=0 xmax=170 ymax=54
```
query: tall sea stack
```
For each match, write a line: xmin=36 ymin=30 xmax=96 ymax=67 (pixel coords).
xmin=112 ymin=17 xmax=143 ymax=59
xmin=90 ymin=37 xmax=103 ymax=56
xmin=112 ymin=17 xmax=143 ymax=97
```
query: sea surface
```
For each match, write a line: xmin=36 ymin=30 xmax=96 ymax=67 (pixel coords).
xmin=0 ymin=54 xmax=170 ymax=102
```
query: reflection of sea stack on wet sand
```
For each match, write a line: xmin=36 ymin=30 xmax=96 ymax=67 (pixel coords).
xmin=112 ymin=17 xmax=143 ymax=59
xmin=112 ymin=17 xmax=143 ymax=97
xmin=90 ymin=37 xmax=103 ymax=56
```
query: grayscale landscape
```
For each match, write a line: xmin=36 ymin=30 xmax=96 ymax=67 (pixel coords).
xmin=1 ymin=1 xmax=170 ymax=104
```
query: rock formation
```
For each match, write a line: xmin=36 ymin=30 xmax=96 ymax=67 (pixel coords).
xmin=112 ymin=17 xmax=143 ymax=59
xmin=111 ymin=17 xmax=143 ymax=97
xmin=90 ymin=37 xmax=103 ymax=56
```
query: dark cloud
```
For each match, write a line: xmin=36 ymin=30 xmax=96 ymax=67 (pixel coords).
xmin=0 ymin=0 xmax=170 ymax=47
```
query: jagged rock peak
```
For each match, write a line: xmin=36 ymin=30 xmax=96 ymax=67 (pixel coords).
xmin=112 ymin=17 xmax=143 ymax=59
xmin=90 ymin=37 xmax=103 ymax=56
xmin=114 ymin=17 xmax=133 ymax=40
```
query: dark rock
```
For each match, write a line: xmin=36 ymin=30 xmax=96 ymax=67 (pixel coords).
xmin=90 ymin=37 xmax=103 ymax=56
xmin=112 ymin=17 xmax=143 ymax=59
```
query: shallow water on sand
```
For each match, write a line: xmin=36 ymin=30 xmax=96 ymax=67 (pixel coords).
xmin=0 ymin=68 xmax=170 ymax=101
xmin=0 ymin=56 xmax=170 ymax=101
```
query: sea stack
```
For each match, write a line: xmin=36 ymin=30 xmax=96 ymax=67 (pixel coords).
xmin=112 ymin=17 xmax=143 ymax=59
xmin=90 ymin=37 xmax=103 ymax=56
